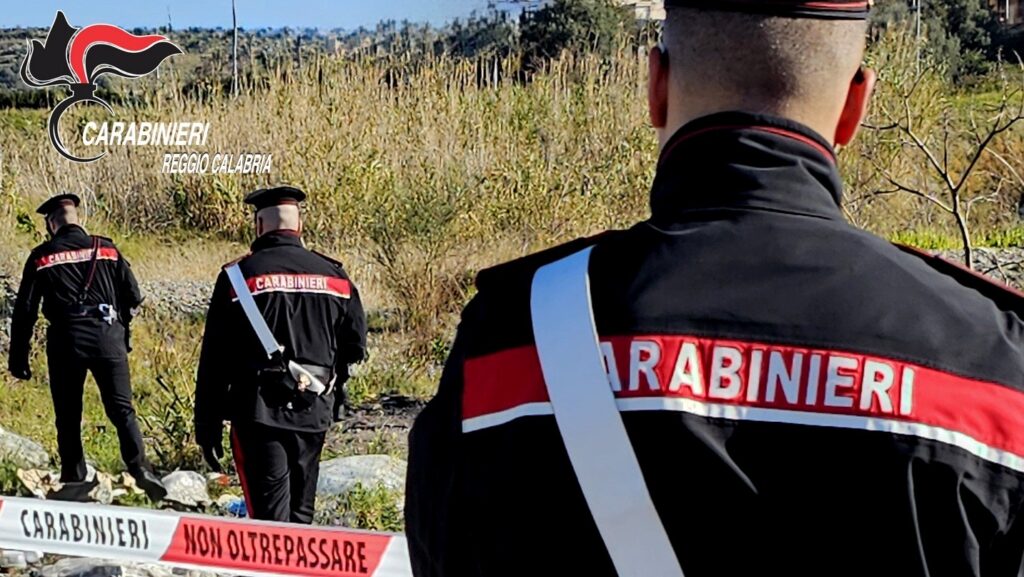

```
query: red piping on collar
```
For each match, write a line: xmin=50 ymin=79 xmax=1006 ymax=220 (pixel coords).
xmin=659 ymin=124 xmax=837 ymax=168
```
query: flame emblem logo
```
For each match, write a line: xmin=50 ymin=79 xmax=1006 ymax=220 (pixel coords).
xmin=20 ymin=11 xmax=182 ymax=163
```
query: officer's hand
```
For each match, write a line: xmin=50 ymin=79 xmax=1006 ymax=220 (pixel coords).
xmin=332 ymin=381 xmax=349 ymax=423
xmin=202 ymin=444 xmax=224 ymax=473
xmin=8 ymin=365 xmax=31 ymax=381
xmin=196 ymin=422 xmax=224 ymax=473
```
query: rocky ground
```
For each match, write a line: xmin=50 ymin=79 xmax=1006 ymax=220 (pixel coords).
xmin=958 ymin=248 xmax=1024 ymax=288
xmin=0 ymin=423 xmax=408 ymax=576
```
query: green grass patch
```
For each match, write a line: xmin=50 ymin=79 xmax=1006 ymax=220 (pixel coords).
xmin=890 ymin=227 xmax=1024 ymax=250
xmin=347 ymin=363 xmax=436 ymax=407
xmin=314 ymin=484 xmax=404 ymax=532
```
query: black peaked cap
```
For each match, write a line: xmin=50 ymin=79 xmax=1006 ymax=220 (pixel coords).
xmin=664 ymin=0 xmax=871 ymax=20
xmin=244 ymin=186 xmax=307 ymax=210
xmin=36 ymin=193 xmax=81 ymax=216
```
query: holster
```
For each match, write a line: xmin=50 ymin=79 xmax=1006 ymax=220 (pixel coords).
xmin=256 ymin=359 xmax=333 ymax=411
xmin=66 ymin=303 xmax=118 ymax=325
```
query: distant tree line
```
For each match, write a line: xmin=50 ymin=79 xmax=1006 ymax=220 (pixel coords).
xmin=1 ymin=0 xmax=1021 ymax=109
xmin=870 ymin=0 xmax=1024 ymax=80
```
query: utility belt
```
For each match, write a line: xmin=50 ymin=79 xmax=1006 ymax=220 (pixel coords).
xmin=65 ymin=303 xmax=119 ymax=325
xmin=255 ymin=360 xmax=335 ymax=411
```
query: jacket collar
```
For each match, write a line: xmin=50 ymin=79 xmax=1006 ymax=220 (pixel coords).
xmin=649 ymin=111 xmax=845 ymax=228
xmin=53 ymin=223 xmax=88 ymax=239
xmin=251 ymin=229 xmax=303 ymax=252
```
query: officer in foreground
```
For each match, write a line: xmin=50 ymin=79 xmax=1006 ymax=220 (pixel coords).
xmin=7 ymin=194 xmax=166 ymax=502
xmin=406 ymin=1 xmax=1024 ymax=575
xmin=195 ymin=186 xmax=367 ymax=524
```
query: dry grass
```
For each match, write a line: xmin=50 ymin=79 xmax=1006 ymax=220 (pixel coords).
xmin=0 ymin=50 xmax=657 ymax=337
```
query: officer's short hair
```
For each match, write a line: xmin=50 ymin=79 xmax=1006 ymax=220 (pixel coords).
xmin=664 ymin=7 xmax=867 ymax=107
xmin=45 ymin=203 xmax=78 ymax=229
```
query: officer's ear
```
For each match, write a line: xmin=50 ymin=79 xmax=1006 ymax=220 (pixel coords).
xmin=648 ymin=44 xmax=669 ymax=132
xmin=255 ymin=213 xmax=263 ymax=237
xmin=835 ymin=67 xmax=876 ymax=147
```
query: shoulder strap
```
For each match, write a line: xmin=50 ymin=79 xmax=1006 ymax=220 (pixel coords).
xmin=76 ymin=236 xmax=102 ymax=304
xmin=894 ymin=244 xmax=1024 ymax=315
xmin=530 ymin=247 xmax=685 ymax=577
xmin=224 ymin=263 xmax=283 ymax=359
xmin=312 ymin=250 xmax=344 ymax=269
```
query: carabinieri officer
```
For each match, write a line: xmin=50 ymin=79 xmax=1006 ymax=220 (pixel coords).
xmin=195 ymin=186 xmax=367 ymax=524
xmin=405 ymin=1 xmax=1024 ymax=575
xmin=8 ymin=193 xmax=166 ymax=502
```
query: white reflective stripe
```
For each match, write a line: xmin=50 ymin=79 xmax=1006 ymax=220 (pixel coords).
xmin=461 ymin=402 xmax=554 ymax=433
xmin=530 ymin=247 xmax=684 ymax=577
xmin=463 ymin=396 xmax=1024 ymax=474
xmin=225 ymin=264 xmax=282 ymax=359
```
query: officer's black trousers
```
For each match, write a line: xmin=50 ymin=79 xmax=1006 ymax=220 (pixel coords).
xmin=47 ymin=353 xmax=148 ymax=482
xmin=230 ymin=422 xmax=327 ymax=524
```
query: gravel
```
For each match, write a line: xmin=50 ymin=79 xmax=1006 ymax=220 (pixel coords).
xmin=942 ymin=248 xmax=1024 ymax=289
xmin=137 ymin=279 xmax=212 ymax=319
xmin=0 ymin=276 xmax=212 ymax=322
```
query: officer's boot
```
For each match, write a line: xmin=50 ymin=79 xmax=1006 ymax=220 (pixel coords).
xmin=49 ymin=464 xmax=99 ymax=502
xmin=130 ymin=468 xmax=168 ymax=502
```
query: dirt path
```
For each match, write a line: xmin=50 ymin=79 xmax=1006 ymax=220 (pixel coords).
xmin=325 ymin=395 xmax=427 ymax=460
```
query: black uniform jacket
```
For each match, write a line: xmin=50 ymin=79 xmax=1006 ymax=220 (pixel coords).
xmin=195 ymin=231 xmax=367 ymax=433
xmin=9 ymin=224 xmax=142 ymax=367
xmin=406 ymin=112 xmax=1024 ymax=577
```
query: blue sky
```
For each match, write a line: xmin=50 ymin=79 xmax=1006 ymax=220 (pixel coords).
xmin=0 ymin=1 xmax=493 ymax=30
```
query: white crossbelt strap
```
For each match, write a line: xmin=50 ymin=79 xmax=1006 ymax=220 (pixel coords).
xmin=225 ymin=264 xmax=328 ymax=395
xmin=530 ymin=247 xmax=685 ymax=577
xmin=225 ymin=263 xmax=282 ymax=359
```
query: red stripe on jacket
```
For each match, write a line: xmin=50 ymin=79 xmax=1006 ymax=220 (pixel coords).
xmin=35 ymin=247 xmax=119 ymax=271
xmin=229 ymin=274 xmax=351 ymax=300
xmin=462 ymin=335 xmax=1024 ymax=467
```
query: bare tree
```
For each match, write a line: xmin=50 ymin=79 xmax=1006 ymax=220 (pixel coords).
xmin=232 ymin=0 xmax=239 ymax=98
xmin=860 ymin=56 xmax=1024 ymax=269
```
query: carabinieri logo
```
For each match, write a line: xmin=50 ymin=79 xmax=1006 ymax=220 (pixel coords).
xmin=20 ymin=11 xmax=182 ymax=163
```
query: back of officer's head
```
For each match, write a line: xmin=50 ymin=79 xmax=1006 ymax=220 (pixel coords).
xmin=255 ymin=205 xmax=302 ymax=237
xmin=46 ymin=204 xmax=79 ymax=235
xmin=650 ymin=7 xmax=875 ymax=149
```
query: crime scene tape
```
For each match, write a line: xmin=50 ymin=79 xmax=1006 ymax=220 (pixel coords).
xmin=0 ymin=496 xmax=412 ymax=577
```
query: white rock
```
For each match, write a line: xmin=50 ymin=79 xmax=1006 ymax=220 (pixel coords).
xmin=0 ymin=550 xmax=27 ymax=569
xmin=39 ymin=558 xmax=229 ymax=577
xmin=316 ymin=455 xmax=406 ymax=497
xmin=161 ymin=470 xmax=211 ymax=508
xmin=0 ymin=425 xmax=50 ymax=469
xmin=25 ymin=550 xmax=43 ymax=564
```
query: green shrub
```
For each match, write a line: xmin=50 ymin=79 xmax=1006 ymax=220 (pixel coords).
xmin=314 ymin=484 xmax=404 ymax=532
